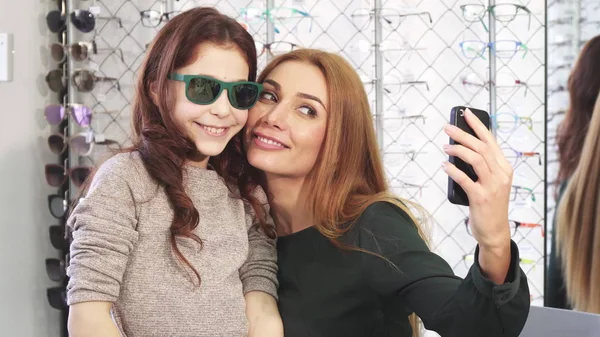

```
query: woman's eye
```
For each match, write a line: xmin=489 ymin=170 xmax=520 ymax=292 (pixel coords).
xmin=260 ymin=91 xmax=277 ymax=102
xmin=298 ymin=105 xmax=316 ymax=117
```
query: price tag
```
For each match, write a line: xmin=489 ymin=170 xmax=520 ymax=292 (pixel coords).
xmin=89 ymin=6 xmax=101 ymax=15
xmin=96 ymin=93 xmax=106 ymax=102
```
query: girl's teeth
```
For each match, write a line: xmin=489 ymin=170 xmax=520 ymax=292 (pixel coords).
xmin=203 ymin=126 xmax=225 ymax=134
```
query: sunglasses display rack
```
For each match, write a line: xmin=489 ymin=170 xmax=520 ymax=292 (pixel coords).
xmin=44 ymin=1 xmax=72 ymax=336
xmin=544 ymin=0 xmax=600 ymax=296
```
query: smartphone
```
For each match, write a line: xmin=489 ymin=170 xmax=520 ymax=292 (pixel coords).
xmin=447 ymin=106 xmax=491 ymax=206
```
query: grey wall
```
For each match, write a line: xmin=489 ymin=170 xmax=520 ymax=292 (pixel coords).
xmin=0 ymin=0 xmax=62 ymax=335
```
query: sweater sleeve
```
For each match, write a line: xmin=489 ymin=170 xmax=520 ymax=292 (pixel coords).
xmin=66 ymin=154 xmax=139 ymax=305
xmin=359 ymin=202 xmax=530 ymax=337
xmin=239 ymin=186 xmax=279 ymax=300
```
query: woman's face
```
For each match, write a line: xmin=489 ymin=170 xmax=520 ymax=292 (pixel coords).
xmin=244 ymin=61 xmax=328 ymax=178
xmin=170 ymin=43 xmax=249 ymax=164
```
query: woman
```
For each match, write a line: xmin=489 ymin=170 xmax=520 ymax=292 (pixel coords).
xmin=66 ymin=7 xmax=282 ymax=337
xmin=555 ymin=90 xmax=600 ymax=313
xmin=241 ymin=48 xmax=530 ymax=337
xmin=547 ymin=34 xmax=600 ymax=310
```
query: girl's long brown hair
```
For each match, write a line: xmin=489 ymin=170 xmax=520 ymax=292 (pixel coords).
xmin=556 ymin=89 xmax=600 ymax=313
xmin=556 ymin=35 xmax=600 ymax=184
xmin=77 ymin=7 xmax=270 ymax=285
xmin=254 ymin=49 xmax=429 ymax=337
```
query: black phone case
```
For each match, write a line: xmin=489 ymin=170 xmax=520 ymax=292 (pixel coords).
xmin=447 ymin=106 xmax=491 ymax=206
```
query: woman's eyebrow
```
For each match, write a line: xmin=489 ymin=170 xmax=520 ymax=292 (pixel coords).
xmin=263 ymin=78 xmax=325 ymax=107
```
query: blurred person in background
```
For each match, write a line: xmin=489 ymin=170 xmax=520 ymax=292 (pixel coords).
xmin=546 ymin=35 xmax=600 ymax=310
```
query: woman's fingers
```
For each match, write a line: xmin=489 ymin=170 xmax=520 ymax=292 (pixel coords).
xmin=444 ymin=123 xmax=499 ymax=176
xmin=442 ymin=161 xmax=479 ymax=196
xmin=443 ymin=144 xmax=491 ymax=183
xmin=462 ymin=108 xmax=513 ymax=173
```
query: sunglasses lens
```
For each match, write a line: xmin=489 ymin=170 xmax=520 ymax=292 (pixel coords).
xmin=71 ymin=105 xmax=92 ymax=126
xmin=49 ymin=196 xmax=66 ymax=219
xmin=70 ymin=167 xmax=92 ymax=187
xmin=73 ymin=71 xmax=95 ymax=92
xmin=141 ymin=10 xmax=162 ymax=27
xmin=45 ymin=105 xmax=65 ymax=125
xmin=46 ymin=11 xmax=65 ymax=33
xmin=50 ymin=44 xmax=65 ymax=62
xmin=45 ymin=165 xmax=65 ymax=187
xmin=462 ymin=5 xmax=485 ymax=21
xmin=70 ymin=135 xmax=91 ymax=155
xmin=48 ymin=134 xmax=66 ymax=155
xmin=47 ymin=70 xmax=64 ymax=92
xmin=45 ymin=258 xmax=65 ymax=282
xmin=47 ymin=287 xmax=67 ymax=310
xmin=231 ymin=84 xmax=261 ymax=109
xmin=187 ymin=77 xmax=221 ymax=104
xmin=49 ymin=226 xmax=66 ymax=250
xmin=71 ymin=10 xmax=96 ymax=33
xmin=71 ymin=44 xmax=86 ymax=61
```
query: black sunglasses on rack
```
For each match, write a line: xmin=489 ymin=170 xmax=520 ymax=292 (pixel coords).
xmin=45 ymin=258 xmax=67 ymax=282
xmin=49 ymin=225 xmax=68 ymax=251
xmin=48 ymin=194 xmax=67 ymax=219
xmin=46 ymin=9 xmax=122 ymax=34
xmin=47 ymin=287 xmax=67 ymax=310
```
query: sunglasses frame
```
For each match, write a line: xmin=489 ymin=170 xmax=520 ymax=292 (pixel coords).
xmin=45 ymin=258 xmax=67 ymax=282
xmin=48 ymin=194 xmax=67 ymax=219
xmin=50 ymin=41 xmax=125 ymax=63
xmin=45 ymin=164 xmax=93 ymax=188
xmin=44 ymin=103 xmax=119 ymax=127
xmin=45 ymin=69 xmax=67 ymax=93
xmin=48 ymin=132 xmax=121 ymax=156
xmin=47 ymin=287 xmax=67 ymax=310
xmin=49 ymin=225 xmax=68 ymax=250
xmin=139 ymin=10 xmax=180 ymax=27
xmin=72 ymin=69 xmax=121 ymax=92
xmin=168 ymin=74 xmax=264 ymax=109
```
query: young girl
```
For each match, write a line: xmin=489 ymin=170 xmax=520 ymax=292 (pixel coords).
xmin=66 ymin=7 xmax=281 ymax=337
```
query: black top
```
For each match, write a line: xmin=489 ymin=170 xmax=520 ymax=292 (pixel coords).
xmin=545 ymin=180 xmax=570 ymax=309
xmin=277 ymin=202 xmax=530 ymax=337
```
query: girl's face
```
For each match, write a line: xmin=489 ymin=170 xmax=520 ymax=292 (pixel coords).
xmin=171 ymin=43 xmax=249 ymax=166
xmin=244 ymin=61 xmax=328 ymax=178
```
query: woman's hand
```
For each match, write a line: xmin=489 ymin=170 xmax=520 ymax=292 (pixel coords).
xmin=442 ymin=108 xmax=513 ymax=283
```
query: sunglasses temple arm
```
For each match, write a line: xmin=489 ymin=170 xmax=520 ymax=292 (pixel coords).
xmin=480 ymin=18 xmax=489 ymax=32
xmin=94 ymin=109 xmax=120 ymax=115
xmin=97 ymin=16 xmax=123 ymax=28
xmin=95 ymin=47 xmax=125 ymax=62
xmin=98 ymin=77 xmax=121 ymax=91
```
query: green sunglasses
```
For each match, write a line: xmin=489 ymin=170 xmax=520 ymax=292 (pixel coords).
xmin=168 ymin=73 xmax=264 ymax=109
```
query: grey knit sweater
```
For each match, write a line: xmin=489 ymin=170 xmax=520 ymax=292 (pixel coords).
xmin=66 ymin=152 xmax=278 ymax=337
